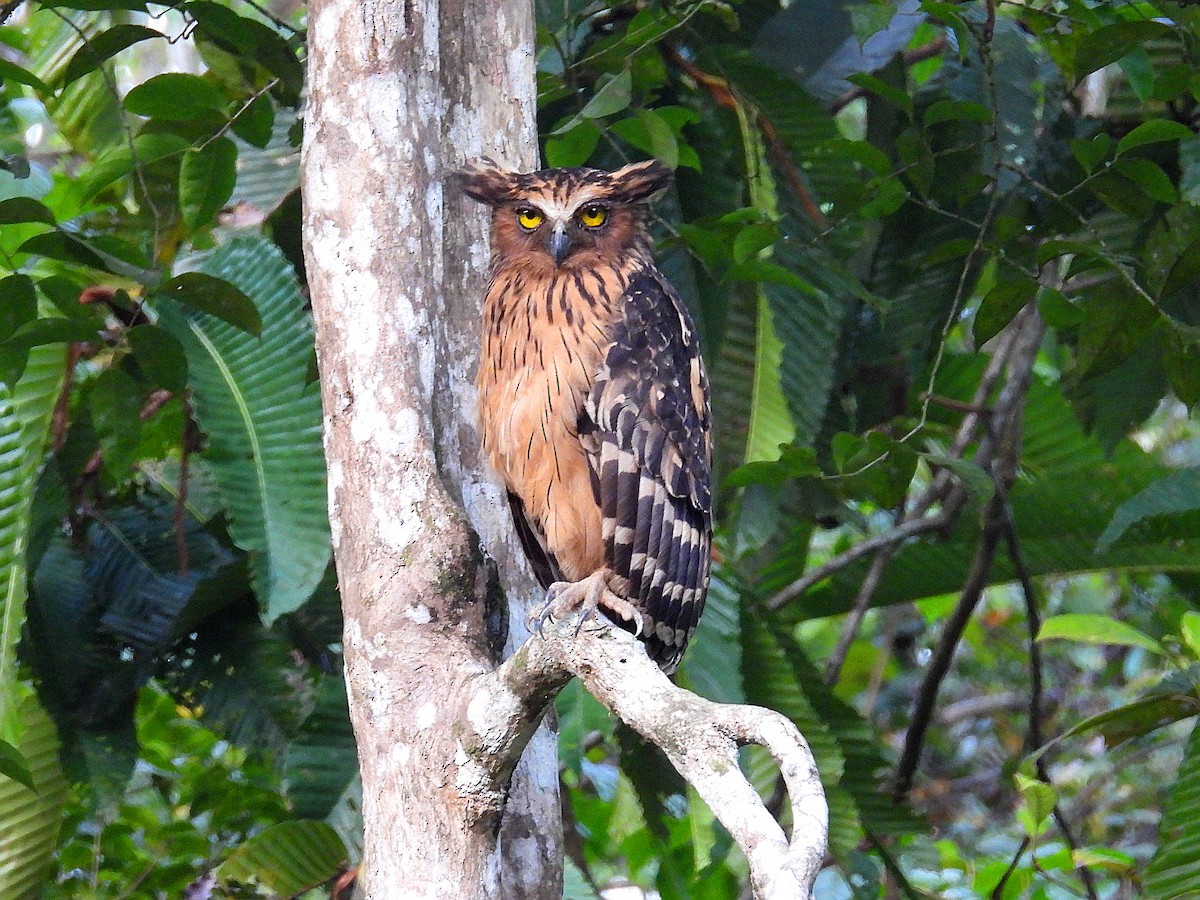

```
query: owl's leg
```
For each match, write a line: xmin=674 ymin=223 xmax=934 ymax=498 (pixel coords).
xmin=532 ymin=569 xmax=645 ymax=638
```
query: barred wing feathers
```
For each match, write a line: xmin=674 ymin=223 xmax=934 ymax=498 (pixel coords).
xmin=581 ymin=266 xmax=713 ymax=671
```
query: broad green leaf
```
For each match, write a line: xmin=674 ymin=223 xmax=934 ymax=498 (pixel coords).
xmin=1037 ymin=613 xmax=1164 ymax=655
xmin=180 ymin=137 xmax=239 ymax=232
xmin=0 ymin=59 xmax=49 ymax=94
xmin=1097 ymin=467 xmax=1200 ymax=552
xmin=1014 ymin=773 xmax=1056 ymax=835
xmin=70 ymin=132 xmax=190 ymax=205
xmin=545 ymin=121 xmax=600 ymax=168
xmin=124 ymin=72 xmax=227 ymax=121
xmin=0 ymin=276 xmax=37 ymax=343
xmin=0 ymin=343 xmax=69 ymax=734
xmin=1145 ymin=718 xmax=1200 ymax=896
xmin=783 ymin=381 xmax=1200 ymax=620
xmin=923 ymin=99 xmax=990 ymax=126
xmin=975 ymin=276 xmax=1036 ymax=345
xmin=1181 ymin=612 xmax=1200 ymax=663
xmin=0 ymin=687 xmax=68 ymax=900
xmin=1070 ymin=134 xmax=1111 ymax=174
xmin=60 ymin=24 xmax=163 ymax=86
xmin=0 ymin=739 xmax=33 ymax=792
xmin=0 ymin=198 xmax=55 ymax=226
xmin=186 ymin=1 xmax=305 ymax=104
xmin=1036 ymin=287 xmax=1083 ymax=328
xmin=231 ymin=93 xmax=276 ymax=149
xmin=284 ymin=676 xmax=357 ymax=819
xmin=745 ymin=291 xmax=794 ymax=462
xmin=126 ymin=324 xmax=189 ymax=392
xmin=1073 ymin=21 xmax=1175 ymax=82
xmin=846 ymin=73 xmax=914 ymax=117
xmin=579 ymin=69 xmax=633 ymax=120
xmin=152 ymin=272 xmax=262 ymax=335
xmin=217 ymin=820 xmax=347 ymax=896
xmin=1115 ymin=119 xmax=1194 ymax=157
xmin=157 ymin=238 xmax=330 ymax=621
xmin=1114 ymin=158 xmax=1177 ymax=204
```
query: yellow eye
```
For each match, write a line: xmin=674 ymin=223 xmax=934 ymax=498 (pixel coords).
xmin=516 ymin=208 xmax=543 ymax=230
xmin=578 ymin=205 xmax=608 ymax=228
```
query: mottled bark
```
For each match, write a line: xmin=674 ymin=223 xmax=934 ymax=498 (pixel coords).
xmin=302 ymin=1 xmax=556 ymax=897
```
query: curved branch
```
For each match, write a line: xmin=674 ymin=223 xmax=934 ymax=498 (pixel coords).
xmin=467 ymin=616 xmax=829 ymax=900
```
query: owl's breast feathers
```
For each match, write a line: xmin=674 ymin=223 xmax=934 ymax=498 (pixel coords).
xmin=478 ymin=254 xmax=713 ymax=671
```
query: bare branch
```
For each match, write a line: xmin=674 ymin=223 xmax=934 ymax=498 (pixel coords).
xmin=1001 ymin=505 xmax=1100 ymax=900
xmin=891 ymin=305 xmax=1045 ymax=799
xmin=468 ymin=616 xmax=829 ymax=900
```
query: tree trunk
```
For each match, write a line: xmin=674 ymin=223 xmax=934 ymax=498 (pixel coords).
xmin=301 ymin=1 xmax=558 ymax=896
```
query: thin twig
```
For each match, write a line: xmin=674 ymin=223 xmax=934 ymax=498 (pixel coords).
xmin=766 ymin=511 xmax=952 ymax=611
xmin=824 ymin=536 xmax=898 ymax=683
xmin=828 ymin=37 xmax=951 ymax=114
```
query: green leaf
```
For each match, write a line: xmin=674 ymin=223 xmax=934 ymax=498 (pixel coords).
xmin=1070 ymin=134 xmax=1111 ymax=175
xmin=124 ymin=72 xmax=227 ymax=121
xmin=544 ymin=121 xmax=600 ymax=168
xmin=0 ymin=198 xmax=55 ymax=226
xmin=1097 ymin=468 xmax=1200 ymax=552
xmin=180 ymin=137 xmax=238 ymax=232
xmin=284 ymin=676 xmax=357 ymax=819
xmin=0 ymin=739 xmax=33 ymax=792
xmin=126 ymin=324 xmax=189 ymax=393
xmin=1180 ymin=611 xmax=1200 ymax=663
xmin=1036 ymin=287 xmax=1083 ymax=329
xmin=1073 ymin=21 xmax=1175 ymax=82
xmin=60 ymin=24 xmax=163 ymax=86
xmin=0 ymin=276 xmax=37 ymax=344
xmin=1115 ymin=119 xmax=1194 ymax=157
xmin=1015 ymin=773 xmax=1056 ymax=836
xmin=156 ymin=238 xmax=331 ymax=621
xmin=923 ymin=99 xmax=990 ymax=126
xmin=152 ymin=271 xmax=262 ymax=335
xmin=846 ymin=73 xmax=913 ymax=117
xmin=579 ymin=69 xmax=633 ymax=120
xmin=70 ymin=132 xmax=190 ymax=204
xmin=974 ymin=276 xmax=1036 ymax=345
xmin=1113 ymin=158 xmax=1177 ymax=204
xmin=231 ymin=93 xmax=276 ymax=149
xmin=217 ymin=820 xmax=347 ymax=896
xmin=1145 ymin=718 xmax=1200 ymax=896
xmin=1053 ymin=692 xmax=1197 ymax=750
xmin=89 ymin=367 xmax=144 ymax=479
xmin=0 ymin=688 xmax=68 ymax=899
xmin=0 ymin=343 xmax=69 ymax=734
xmin=0 ymin=59 xmax=50 ymax=95
xmin=1037 ymin=613 xmax=1165 ymax=655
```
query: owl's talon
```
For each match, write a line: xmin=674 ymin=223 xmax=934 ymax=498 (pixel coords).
xmin=530 ymin=571 xmax=644 ymax=640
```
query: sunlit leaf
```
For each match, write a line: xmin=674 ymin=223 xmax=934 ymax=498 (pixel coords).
xmin=217 ymin=820 xmax=347 ymax=895
xmin=1037 ymin=613 xmax=1164 ymax=655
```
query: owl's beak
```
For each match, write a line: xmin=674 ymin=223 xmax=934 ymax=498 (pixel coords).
xmin=548 ymin=224 xmax=571 ymax=266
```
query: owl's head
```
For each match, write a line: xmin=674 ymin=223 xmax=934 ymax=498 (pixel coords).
xmin=459 ymin=160 xmax=672 ymax=270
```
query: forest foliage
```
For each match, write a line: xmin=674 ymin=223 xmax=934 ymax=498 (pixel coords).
xmin=1 ymin=0 xmax=1199 ymax=897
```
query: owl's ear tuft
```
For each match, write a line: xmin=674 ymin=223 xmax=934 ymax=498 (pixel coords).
xmin=610 ymin=159 xmax=673 ymax=204
xmin=457 ymin=159 xmax=520 ymax=206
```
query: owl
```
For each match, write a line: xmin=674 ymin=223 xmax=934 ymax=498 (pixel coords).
xmin=461 ymin=159 xmax=712 ymax=673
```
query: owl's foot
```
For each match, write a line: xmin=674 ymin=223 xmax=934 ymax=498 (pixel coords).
xmin=531 ymin=570 xmax=645 ymax=639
